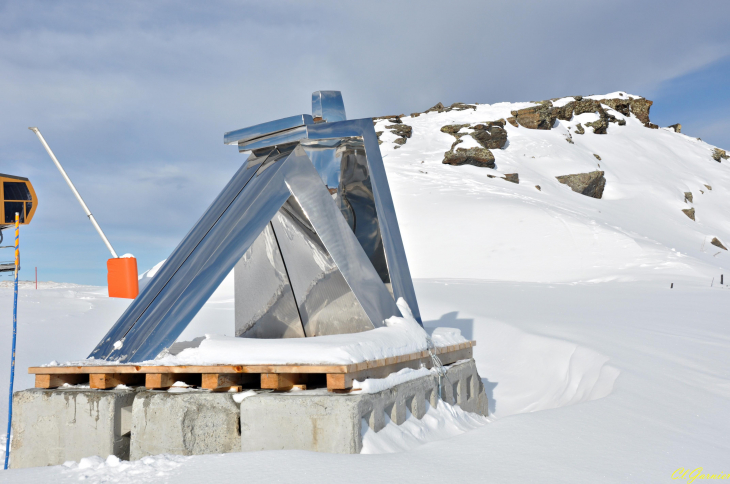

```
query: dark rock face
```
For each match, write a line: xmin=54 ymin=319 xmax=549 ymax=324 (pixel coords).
xmin=711 ymin=237 xmax=728 ymax=250
xmin=507 ymin=117 xmax=518 ymax=127
xmin=684 ymin=192 xmax=693 ymax=203
xmin=471 ymin=122 xmax=508 ymax=149
xmin=511 ymin=104 xmax=557 ymax=130
xmin=441 ymin=122 xmax=508 ymax=150
xmin=585 ymin=117 xmax=609 ymax=135
xmin=387 ymin=124 xmax=412 ymax=139
xmin=704 ymin=184 xmax=712 ymax=191
xmin=593 ymin=154 xmax=601 ymax=161
xmin=443 ymin=147 xmax=496 ymax=168
xmin=598 ymin=98 xmax=631 ymax=117
xmin=628 ymin=98 xmax=653 ymax=125
xmin=555 ymin=171 xmax=606 ymax=199
xmin=712 ymin=148 xmax=728 ymax=162
xmin=535 ymin=185 xmax=541 ymax=191
xmin=440 ymin=124 xmax=470 ymax=136
xmin=668 ymin=123 xmax=682 ymax=133
xmin=682 ymin=208 xmax=696 ymax=221
xmin=574 ymin=123 xmax=585 ymax=135
xmin=504 ymin=173 xmax=519 ymax=184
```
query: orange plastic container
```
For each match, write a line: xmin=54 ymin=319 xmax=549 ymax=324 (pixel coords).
xmin=107 ymin=257 xmax=139 ymax=299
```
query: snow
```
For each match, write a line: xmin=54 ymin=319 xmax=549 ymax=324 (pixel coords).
xmin=2 ymin=92 xmax=730 ymax=481
xmin=352 ymin=367 xmax=432 ymax=394
xmin=361 ymin=399 xmax=490 ymax=454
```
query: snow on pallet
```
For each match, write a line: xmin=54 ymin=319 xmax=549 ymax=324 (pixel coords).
xmin=29 ymin=341 xmax=475 ymax=392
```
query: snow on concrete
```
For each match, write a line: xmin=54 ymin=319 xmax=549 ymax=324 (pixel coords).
xmin=2 ymin=92 xmax=730 ymax=481
xmin=352 ymin=367 xmax=433 ymax=394
xmin=360 ymin=400 xmax=489 ymax=454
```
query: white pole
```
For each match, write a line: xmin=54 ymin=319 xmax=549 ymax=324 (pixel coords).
xmin=28 ymin=127 xmax=119 ymax=259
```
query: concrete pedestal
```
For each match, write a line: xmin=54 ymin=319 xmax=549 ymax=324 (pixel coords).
xmin=239 ymin=359 xmax=487 ymax=454
xmin=9 ymin=359 xmax=488 ymax=467
xmin=9 ymin=388 xmax=135 ymax=469
xmin=130 ymin=391 xmax=241 ymax=460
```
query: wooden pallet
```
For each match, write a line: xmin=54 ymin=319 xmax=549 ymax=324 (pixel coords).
xmin=29 ymin=341 xmax=475 ymax=392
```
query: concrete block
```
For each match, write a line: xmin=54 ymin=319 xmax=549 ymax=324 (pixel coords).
xmin=9 ymin=388 xmax=136 ymax=469
xmin=240 ymin=358 xmax=488 ymax=454
xmin=130 ymin=391 xmax=240 ymax=460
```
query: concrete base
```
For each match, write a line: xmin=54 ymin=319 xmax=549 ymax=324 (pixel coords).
xmin=9 ymin=359 xmax=487 ymax=466
xmin=240 ymin=359 xmax=487 ymax=454
xmin=130 ymin=391 xmax=241 ymax=459
xmin=9 ymin=388 xmax=135 ymax=469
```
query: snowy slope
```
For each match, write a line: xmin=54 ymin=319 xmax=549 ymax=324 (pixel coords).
xmin=379 ymin=93 xmax=729 ymax=283
xmin=2 ymin=93 xmax=730 ymax=482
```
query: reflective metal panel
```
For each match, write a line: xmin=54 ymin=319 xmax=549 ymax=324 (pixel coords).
xmin=89 ymin=148 xmax=274 ymax=359
xmin=224 ymin=114 xmax=313 ymax=145
xmin=283 ymin=153 xmax=399 ymax=328
xmin=306 ymin=119 xmax=422 ymax=324
xmin=312 ymin=91 xmax=346 ymax=123
xmin=234 ymin=223 xmax=305 ymax=338
xmin=91 ymin=145 xmax=300 ymax=362
xmin=271 ymin=198 xmax=373 ymax=336
xmin=239 ymin=125 xmax=308 ymax=152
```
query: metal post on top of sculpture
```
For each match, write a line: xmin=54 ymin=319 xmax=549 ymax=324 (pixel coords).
xmin=88 ymin=90 xmax=421 ymax=363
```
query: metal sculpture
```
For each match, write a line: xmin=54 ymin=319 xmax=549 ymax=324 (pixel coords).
xmin=90 ymin=91 xmax=420 ymax=363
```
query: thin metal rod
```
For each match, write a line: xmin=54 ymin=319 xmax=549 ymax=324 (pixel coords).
xmin=28 ymin=127 xmax=118 ymax=258
xmin=4 ymin=213 xmax=19 ymax=469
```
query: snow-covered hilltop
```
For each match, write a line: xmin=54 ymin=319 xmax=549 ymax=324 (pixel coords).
xmin=377 ymin=92 xmax=730 ymax=284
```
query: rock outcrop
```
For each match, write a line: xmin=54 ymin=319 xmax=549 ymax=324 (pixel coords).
xmin=508 ymin=95 xmax=651 ymax=132
xmin=470 ymin=121 xmax=508 ymax=149
xmin=711 ymin=237 xmax=728 ymax=250
xmin=504 ymin=173 xmax=519 ymax=184
xmin=684 ymin=192 xmax=693 ymax=203
xmin=712 ymin=148 xmax=728 ymax=162
xmin=682 ymin=208 xmax=695 ymax=221
xmin=442 ymin=147 xmax=495 ymax=168
xmin=556 ymin=171 xmax=606 ymax=199
xmin=440 ymin=121 xmax=508 ymax=167
xmin=424 ymin=102 xmax=477 ymax=114
xmin=668 ymin=123 xmax=682 ymax=133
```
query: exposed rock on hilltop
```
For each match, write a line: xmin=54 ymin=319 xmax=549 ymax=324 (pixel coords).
xmin=682 ymin=208 xmax=696 ymax=221
xmin=507 ymin=95 xmax=650 ymax=133
xmin=711 ymin=237 xmax=727 ymax=250
xmin=713 ymin=148 xmax=728 ymax=163
xmin=443 ymin=147 xmax=495 ymax=168
xmin=556 ymin=171 xmax=606 ymax=199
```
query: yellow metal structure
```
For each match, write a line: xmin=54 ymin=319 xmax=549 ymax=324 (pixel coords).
xmin=0 ymin=173 xmax=37 ymax=231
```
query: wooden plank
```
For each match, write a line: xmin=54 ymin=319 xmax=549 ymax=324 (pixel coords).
xmin=327 ymin=356 xmax=432 ymax=391
xmin=201 ymin=373 xmax=256 ymax=390
xmin=27 ymin=341 xmax=478 ymax=380
xmin=89 ymin=373 xmax=142 ymax=390
xmin=261 ymin=373 xmax=306 ymax=391
xmin=145 ymin=373 xmax=177 ymax=389
xmin=34 ymin=374 xmax=87 ymax=389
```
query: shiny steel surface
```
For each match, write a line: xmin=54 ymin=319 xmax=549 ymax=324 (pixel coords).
xmin=283 ymin=152 xmax=399 ymax=329
xmin=238 ymin=125 xmax=308 ymax=152
xmin=224 ymin=114 xmax=313 ymax=146
xmin=234 ymin=223 xmax=305 ymax=338
xmin=91 ymin=91 xmax=421 ymax=362
xmin=311 ymin=91 xmax=346 ymax=123
xmin=90 ymin=146 xmax=296 ymax=361
xmin=271 ymin=198 xmax=373 ymax=336
xmin=305 ymin=119 xmax=422 ymax=324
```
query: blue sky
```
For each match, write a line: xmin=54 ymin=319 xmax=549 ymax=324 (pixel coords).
xmin=1 ymin=0 xmax=729 ymax=286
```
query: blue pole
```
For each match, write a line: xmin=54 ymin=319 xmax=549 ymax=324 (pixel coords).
xmin=4 ymin=213 xmax=19 ymax=470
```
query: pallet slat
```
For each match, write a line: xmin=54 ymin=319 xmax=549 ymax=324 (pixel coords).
xmin=29 ymin=341 xmax=476 ymax=392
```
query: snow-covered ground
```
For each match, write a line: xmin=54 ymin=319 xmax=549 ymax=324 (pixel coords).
xmin=1 ymin=93 xmax=730 ymax=482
